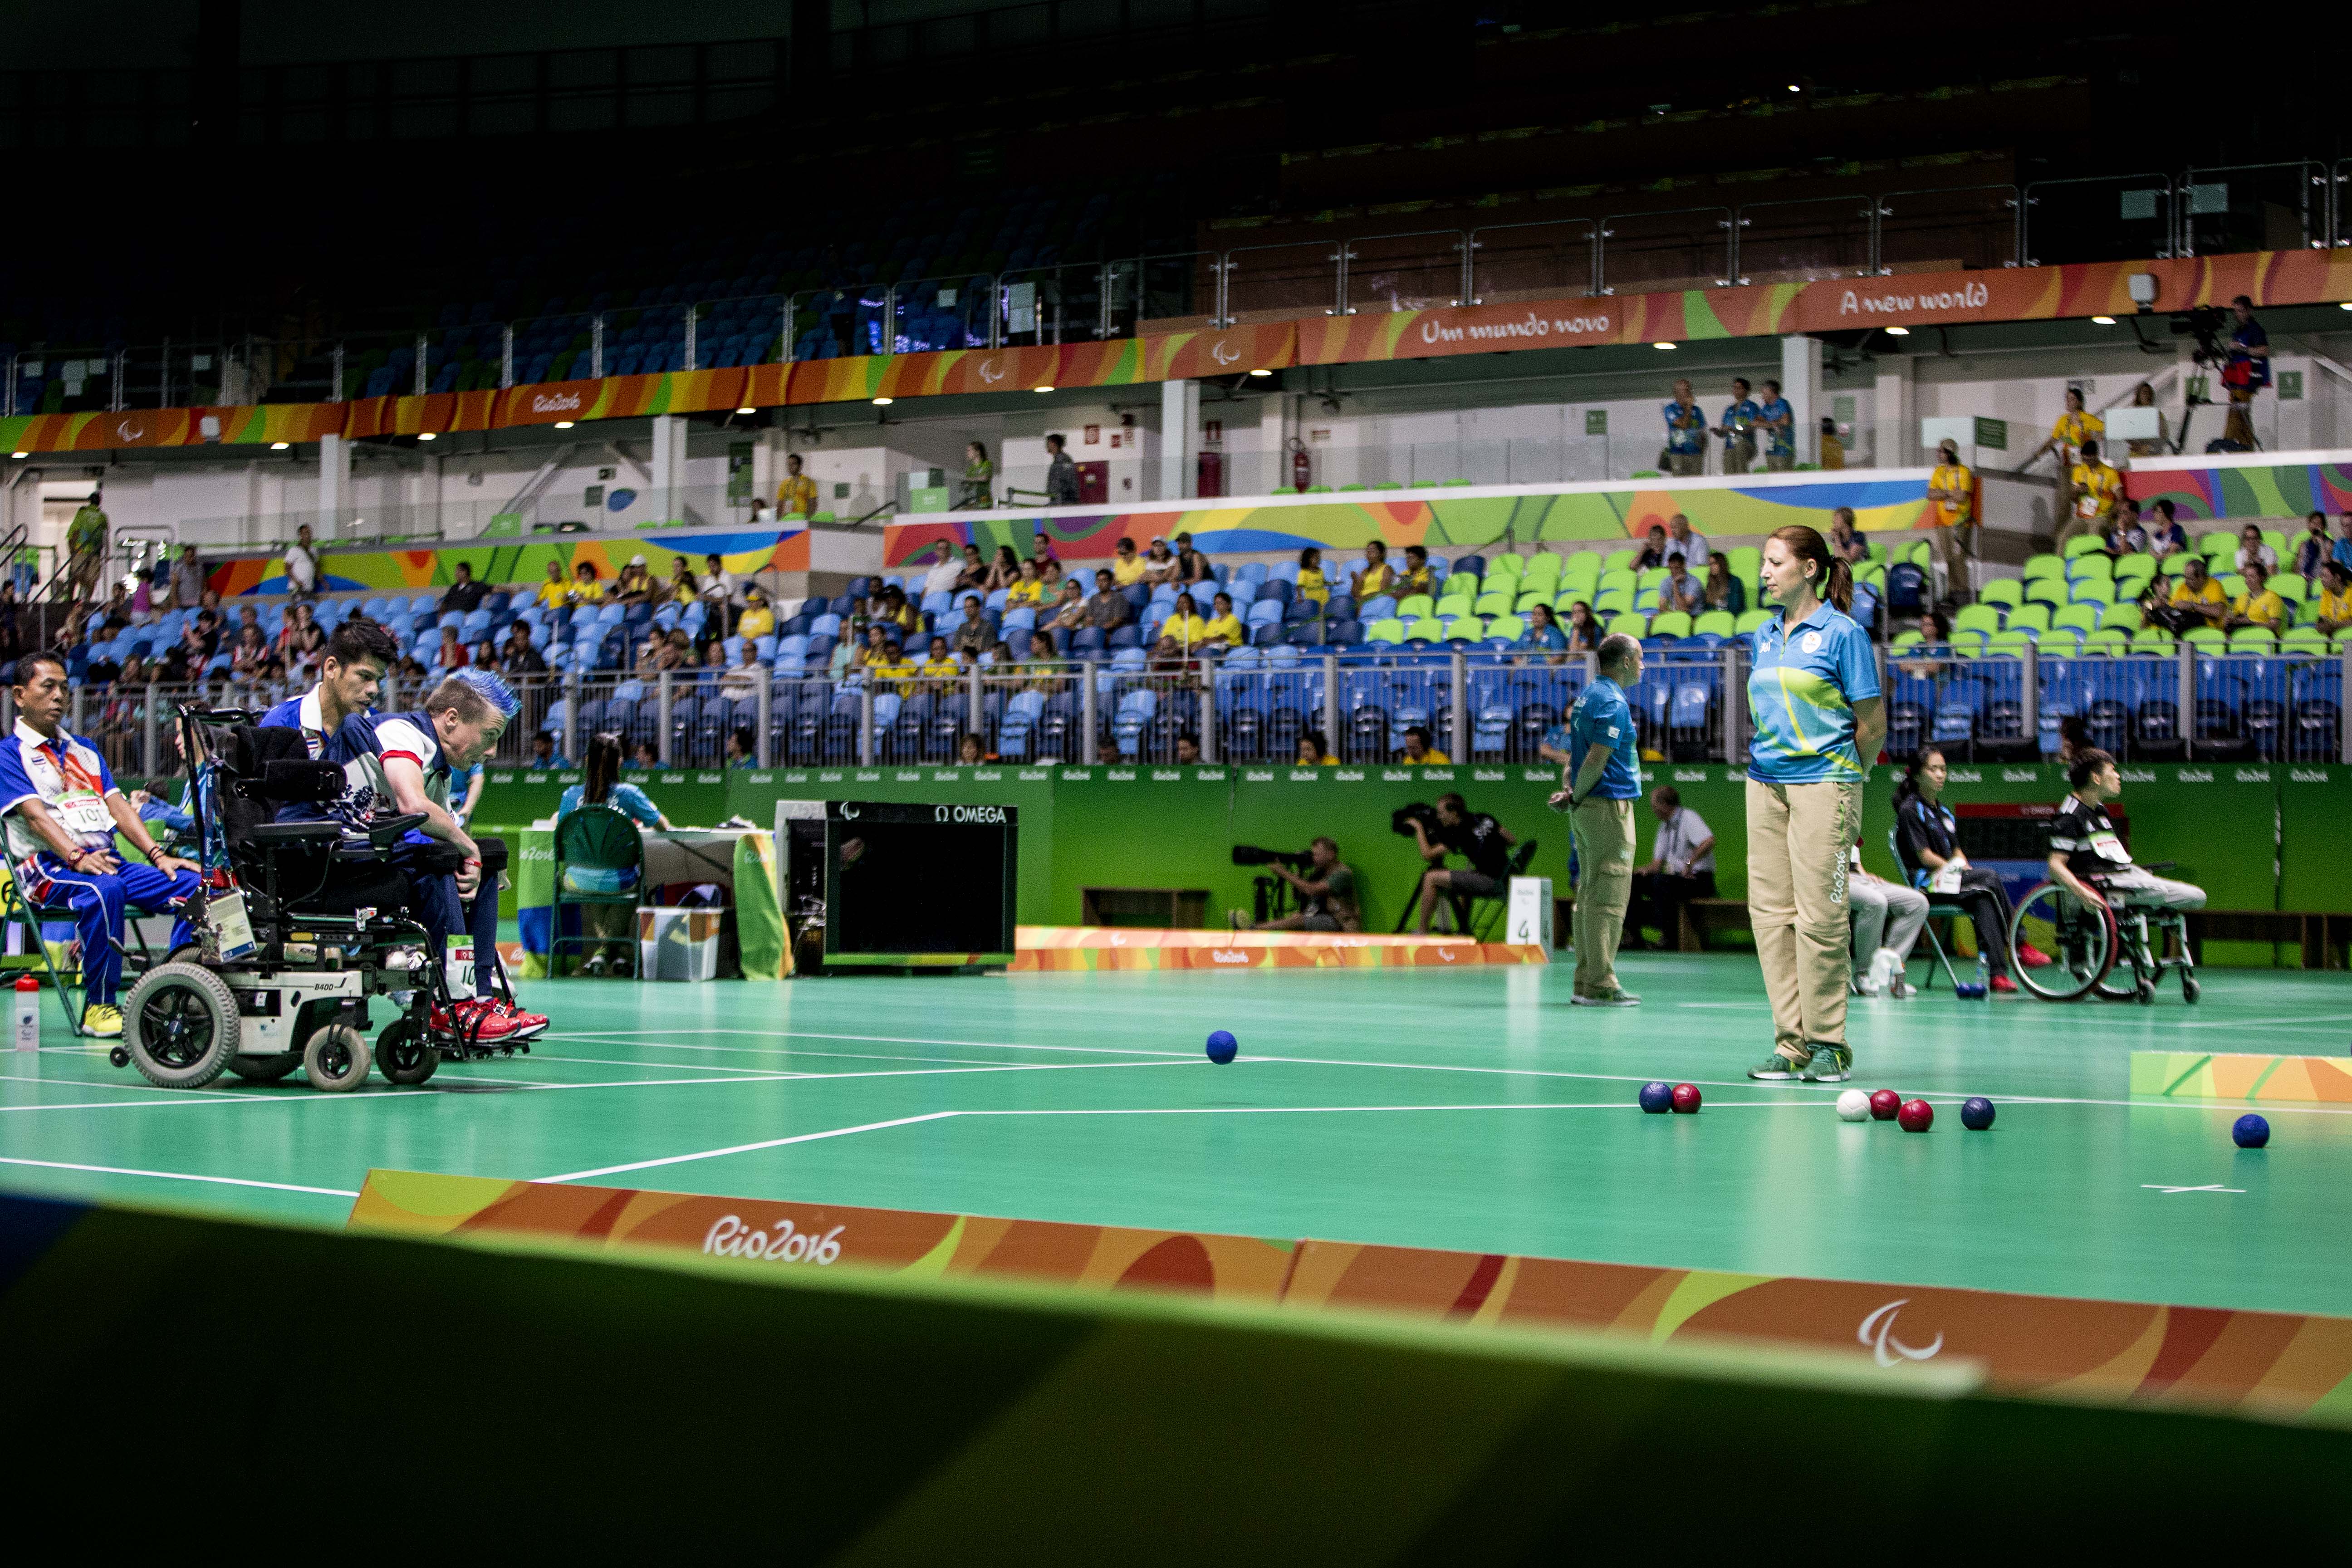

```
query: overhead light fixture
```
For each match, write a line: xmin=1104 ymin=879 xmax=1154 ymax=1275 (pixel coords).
xmin=1248 ymin=368 xmax=1273 ymax=377
xmin=8 ymin=451 xmax=25 ymax=460
xmin=735 ymin=406 xmax=757 ymax=415
xmin=1787 ymin=83 xmax=1801 ymax=92
xmin=2340 ymin=300 xmax=2352 ymax=311
xmin=1652 ymin=341 xmax=1676 ymax=350
xmin=417 ymin=431 xmax=437 ymax=441
xmin=1883 ymin=326 xmax=1911 ymax=336
xmin=553 ymin=420 xmax=575 ymax=429
xmin=270 ymin=441 xmax=290 ymax=451
xmin=872 ymin=396 xmax=894 ymax=406
xmin=2091 ymin=315 xmax=2117 ymax=325
xmin=1033 ymin=384 xmax=1055 ymax=393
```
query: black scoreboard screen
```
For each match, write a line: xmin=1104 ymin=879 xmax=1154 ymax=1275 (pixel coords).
xmin=823 ymin=800 xmax=1017 ymax=965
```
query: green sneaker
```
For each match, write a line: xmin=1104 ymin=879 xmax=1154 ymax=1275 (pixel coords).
xmin=1746 ymin=1049 xmax=1806 ymax=1081
xmin=1571 ymin=987 xmax=1640 ymax=1007
xmin=1804 ymin=1044 xmax=1853 ymax=1083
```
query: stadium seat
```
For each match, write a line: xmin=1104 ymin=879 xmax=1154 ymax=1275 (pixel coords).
xmin=1980 ymin=579 xmax=2023 ymax=609
xmin=2019 ymin=554 xmax=2064 ymax=582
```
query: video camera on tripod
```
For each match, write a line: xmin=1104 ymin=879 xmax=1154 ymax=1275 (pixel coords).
xmin=1232 ymin=844 xmax=1314 ymax=924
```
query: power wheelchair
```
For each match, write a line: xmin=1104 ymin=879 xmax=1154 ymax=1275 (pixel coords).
xmin=2006 ymin=863 xmax=2201 ymax=1007
xmin=108 ymin=707 xmax=538 ymax=1091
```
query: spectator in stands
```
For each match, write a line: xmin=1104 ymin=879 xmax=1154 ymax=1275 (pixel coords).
xmin=1201 ymin=592 xmax=1245 ymax=650
xmin=1295 ymin=731 xmax=1336 ymax=766
xmin=1173 ymin=734 xmax=1202 ymax=764
xmin=613 ymin=555 xmax=657 ymax=607
xmin=396 ymin=653 xmax=429 ymax=683
xmin=283 ymin=524 xmax=321 ymax=601
xmin=1702 ymin=551 xmax=1746 ymax=615
xmin=436 ymin=626 xmax=469 ymax=671
xmin=867 ymin=638 xmax=914 ymax=685
xmin=2316 ymin=563 xmax=2352 ymax=633
xmin=1660 ymin=379 xmax=1706 ymax=476
xmin=64 ymin=490 xmax=107 ymax=603
xmin=279 ymin=600 xmax=323 ymax=666
xmin=559 ymin=732 xmax=673 ymax=975
xmin=169 ymin=544 xmax=206 ymax=610
xmin=2224 ymin=295 xmax=2269 ymax=450
xmin=983 ymin=545 xmax=1021 ymax=593
xmin=1169 ymin=533 xmax=1210 ymax=587
xmin=2229 ymin=524 xmax=2275 ymax=576
xmin=1044 ymin=580 xmax=1090 ymax=654
xmin=848 ymin=622 xmax=890 ymax=673
xmin=569 ymin=560 xmax=605 ymax=606
xmin=630 ymin=740 xmax=659 ymax=768
xmin=1296 ymin=547 xmax=1328 ymax=607
xmin=918 ymin=637 xmax=962 ymax=687
xmin=2061 ymin=440 xmax=2122 ymax=553
xmin=779 ymin=452 xmax=818 ymax=519
xmin=439 ymin=560 xmax=489 ymax=615
xmin=1661 ymin=554 xmax=1704 ymax=615
xmin=528 ymin=732 xmax=566 ymax=770
xmin=1038 ymin=558 xmax=1068 ymax=599
xmin=1558 ymin=600 xmax=1601 ymax=657
xmin=1757 ymin=379 xmax=1796 ymax=471
xmin=1154 ymin=592 xmax=1211 ymax=657
xmin=180 ymin=607 xmax=221 ymax=664
xmin=1634 ymin=524 xmax=1671 ymax=572
xmin=1410 ymin=792 xmax=1514 ymax=936
xmin=2145 ymin=498 xmax=2190 ymax=559
xmin=915 ymin=541 xmax=965 ymax=601
xmin=2227 ymin=562 xmax=2286 ymax=632
xmin=1396 ymin=545 xmax=1436 ymax=601
xmin=1044 ymin=434 xmax=1081 ymax=505
xmin=725 ymin=727 xmax=756 ymax=768
xmin=229 ymin=624 xmax=272 ymax=684
xmin=1352 ymin=540 xmax=1397 ymax=601
xmin=2294 ymin=512 xmax=2333 ymax=578
xmin=1893 ymin=747 xmax=2024 ymax=993
xmin=1096 ymin=739 xmax=1122 ymax=764
xmin=956 ymin=734 xmax=988 ymax=765
xmin=937 ymin=543 xmax=986 ymax=596
xmin=2026 ymin=385 xmax=2101 ymax=498
xmin=1666 ymin=515 xmax=1710 ymax=575
xmin=1848 ymin=838 xmax=1925 ymax=998
xmin=1084 ymin=569 xmax=1130 ymax=636
xmin=2103 ymin=498 xmax=2149 ymax=557
xmin=503 ymin=622 xmax=547 ymax=676
xmin=1717 ymin=377 xmax=1760 ymax=475
xmin=2123 ymin=380 xmax=2168 ymax=459
xmin=1928 ymin=438 xmax=1975 ymax=569
xmin=1818 ymin=416 xmax=1846 ymax=469
xmin=1398 ymin=725 xmax=1449 ymax=764
xmin=1231 ymin=837 xmax=1361 ymax=932
xmin=665 ymin=556 xmax=699 ymax=608
xmin=719 ymin=643 xmax=764 ymax=702
xmin=533 ymin=560 xmax=568 ymax=610
xmin=1140 ymin=538 xmax=1180 ymax=588
xmin=736 ymin=588 xmax=774 ymax=642
xmin=1111 ymin=537 xmax=1147 ymax=587
xmin=1005 ymin=559 xmax=1048 ymax=610
xmin=952 ymin=595 xmax=993 ymax=658
xmin=960 ymin=441 xmax=995 ymax=509
xmin=1626 ymin=784 xmax=1715 ymax=953
xmin=1826 ymin=507 xmax=1862 ymax=565
xmin=875 ymin=583 xmax=921 ymax=637
xmin=1520 ymin=602 xmax=1568 ymax=652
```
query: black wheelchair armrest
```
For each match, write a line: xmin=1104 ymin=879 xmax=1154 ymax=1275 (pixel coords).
xmin=363 ymin=813 xmax=429 ymax=849
xmin=249 ymin=821 xmax=344 ymax=846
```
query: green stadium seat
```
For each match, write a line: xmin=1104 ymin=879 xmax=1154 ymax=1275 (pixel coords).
xmin=1607 ymin=612 xmax=1650 ymax=639
xmin=1552 ymin=590 xmax=1593 ymax=612
xmin=1522 ymin=553 xmax=1563 ymax=582
xmin=1480 ymin=614 xmax=1522 ymax=641
xmin=2115 ymin=551 xmax=2156 ymax=580
xmin=1489 ymin=554 xmax=1525 ymax=579
xmin=2264 ymin=528 xmax=2288 ymax=554
xmin=1648 ymin=611 xmax=1694 ymax=639
xmin=1339 ymin=484 xmax=1368 ymax=492
xmin=2158 ymin=553 xmax=2192 ymax=576
xmin=1692 ymin=610 xmax=1736 ymax=638
xmin=1950 ymin=631 xmax=1988 ymax=656
xmin=2063 ymin=535 xmax=2109 ymax=557
xmin=2282 ymin=626 xmax=2329 ymax=651
xmin=1373 ymin=482 xmax=1404 ymax=491
xmin=2024 ymin=578 xmax=2068 ymax=608
xmin=2040 ymin=627 xmax=2084 ymax=654
xmin=2007 ymin=602 xmax=2053 ymax=632
xmin=2083 ymin=628 xmax=2132 ymax=653
xmin=1439 ymin=477 xmax=1473 ymax=486
xmin=1594 ymin=588 xmax=1635 ymax=616
xmin=1305 ymin=485 xmax=1333 ymax=493
xmin=1365 ymin=618 xmax=1406 ymax=645
xmin=1980 ymin=579 xmax=2023 ymax=609
xmin=2132 ymin=627 xmax=2178 ymax=650
xmin=2217 ymin=573 xmax=2245 ymax=599
xmin=2020 ymin=554 xmax=2065 ymax=582
xmin=1953 ymin=603 xmax=2004 ymax=637
xmin=2113 ymin=572 xmax=2153 ymax=604
xmin=1733 ymin=609 xmax=1775 ymax=633
xmin=2272 ymin=572 xmax=2308 ymax=604
xmin=2071 ymin=579 xmax=2117 ymax=605
xmin=1473 ymin=591 xmax=1515 ymax=616
xmin=1988 ymin=629 xmax=2036 ymax=654
xmin=2230 ymin=626 xmax=2278 ymax=649
xmin=2053 ymin=604 xmax=2101 ymax=636
xmin=2198 ymin=532 xmax=2234 ymax=558
xmin=2068 ymin=553 xmax=2113 ymax=580
xmin=1402 ymin=617 xmax=1446 ymax=642
xmin=2101 ymin=603 xmax=2142 ymax=632
xmin=1603 ymin=548 xmax=1637 ymax=573
xmin=1636 ymin=566 xmax=1669 ymax=592
xmin=1395 ymin=594 xmax=1436 ymax=620
xmin=2184 ymin=625 xmax=2227 ymax=647
xmin=1560 ymin=553 xmax=1602 ymax=583
xmin=1514 ymin=590 xmax=1552 ymax=612
xmin=1597 ymin=569 xmax=1637 ymax=596
xmin=1443 ymin=613 xmax=1487 ymax=639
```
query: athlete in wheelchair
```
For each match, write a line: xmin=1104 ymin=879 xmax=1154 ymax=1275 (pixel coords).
xmin=2008 ymin=747 xmax=2205 ymax=1005
xmin=109 ymin=675 xmax=544 ymax=1091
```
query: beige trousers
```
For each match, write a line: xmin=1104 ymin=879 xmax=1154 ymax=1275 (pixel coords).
xmin=1571 ymin=797 xmax=1636 ymax=995
xmin=1745 ymin=777 xmax=1863 ymax=1055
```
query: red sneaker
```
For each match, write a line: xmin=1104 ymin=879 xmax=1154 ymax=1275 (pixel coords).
xmin=1989 ymin=974 xmax=2018 ymax=994
xmin=2016 ymin=943 xmax=2053 ymax=968
xmin=485 ymin=997 xmax=549 ymax=1038
xmin=431 ymin=997 xmax=531 ymax=1042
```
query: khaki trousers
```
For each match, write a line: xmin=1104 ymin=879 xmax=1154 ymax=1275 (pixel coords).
xmin=1745 ymin=777 xmax=1863 ymax=1054
xmin=1571 ymin=797 xmax=1636 ymax=995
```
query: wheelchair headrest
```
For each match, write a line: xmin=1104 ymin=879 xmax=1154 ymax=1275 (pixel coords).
xmin=257 ymin=758 xmax=346 ymax=804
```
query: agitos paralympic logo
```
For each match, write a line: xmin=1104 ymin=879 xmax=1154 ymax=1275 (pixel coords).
xmin=1857 ymin=1298 xmax=1945 ymax=1367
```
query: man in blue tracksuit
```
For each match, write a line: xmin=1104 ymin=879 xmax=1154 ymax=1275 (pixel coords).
xmin=0 ymin=652 xmax=201 ymax=1038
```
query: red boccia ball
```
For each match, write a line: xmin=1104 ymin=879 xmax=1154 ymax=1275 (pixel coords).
xmin=1868 ymin=1088 xmax=1902 ymax=1122
xmin=1671 ymin=1082 xmax=1702 ymax=1114
xmin=1897 ymin=1098 xmax=1934 ymax=1132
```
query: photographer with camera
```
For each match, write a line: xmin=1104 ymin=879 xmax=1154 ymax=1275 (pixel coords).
xmin=1405 ymin=794 xmax=1515 ymax=936
xmin=1229 ymin=839 xmax=1361 ymax=932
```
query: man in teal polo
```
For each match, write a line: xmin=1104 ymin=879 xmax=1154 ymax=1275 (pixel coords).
xmin=1552 ymin=632 xmax=1646 ymax=1006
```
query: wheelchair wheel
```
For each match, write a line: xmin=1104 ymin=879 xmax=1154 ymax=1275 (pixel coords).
xmin=2007 ymin=883 xmax=2113 ymax=1001
xmin=124 ymin=962 xmax=242 ymax=1089
xmin=227 ymin=1053 xmax=301 ymax=1083
xmin=2183 ymin=974 xmax=2201 ymax=1004
xmin=376 ymin=1018 xmax=439 ymax=1087
xmin=301 ymin=1024 xmax=372 ymax=1093
xmin=2093 ymin=909 xmax=2151 ymax=1002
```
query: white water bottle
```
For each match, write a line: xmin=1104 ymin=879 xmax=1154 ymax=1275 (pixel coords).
xmin=1974 ymin=951 xmax=1989 ymax=994
xmin=14 ymin=974 xmax=39 ymax=1050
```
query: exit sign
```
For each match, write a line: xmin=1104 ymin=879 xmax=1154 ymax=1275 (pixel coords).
xmin=1585 ymin=410 xmax=1608 ymax=435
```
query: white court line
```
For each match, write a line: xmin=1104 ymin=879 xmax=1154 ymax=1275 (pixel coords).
xmin=0 ymin=1154 xmax=358 ymax=1198
xmin=547 ymin=1028 xmax=1196 ymax=1060
xmin=0 ymin=1071 xmax=238 ymax=1098
xmin=537 ymin=1110 xmax=960 ymax=1183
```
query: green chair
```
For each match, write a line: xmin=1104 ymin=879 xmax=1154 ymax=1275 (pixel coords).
xmin=0 ymin=859 xmax=161 ymax=1038
xmin=1553 ymin=591 xmax=1593 ymax=613
xmin=2217 ymin=573 xmax=2245 ymax=599
xmin=1603 ymin=548 xmax=1637 ymax=573
xmin=1339 ymin=483 xmax=1368 ymax=492
xmin=1636 ymin=566 xmax=1670 ymax=592
xmin=2272 ymin=572 xmax=2309 ymax=604
xmin=551 ymin=804 xmax=647 ymax=977
xmin=1953 ymin=604 xmax=2004 ymax=638
xmin=1402 ymin=617 xmax=1446 ymax=643
xmin=1373 ymin=482 xmax=1404 ymax=491
xmin=1864 ymin=541 xmax=1889 ymax=564
xmin=2020 ymin=555 xmax=2065 ymax=582
xmin=2113 ymin=572 xmax=2152 ymax=605
xmin=2264 ymin=527 xmax=2288 ymax=554
xmin=2230 ymin=626 xmax=2278 ymax=649
xmin=2282 ymin=626 xmax=2330 ymax=651
xmin=1523 ymin=554 xmax=1563 ymax=583
xmin=1727 ymin=545 xmax=1763 ymax=585
xmin=1949 ymin=631 xmax=1988 ymax=656
xmin=2068 ymin=553 xmax=2113 ymax=580
xmin=1514 ymin=590 xmax=1553 ymax=613
xmin=2070 ymin=579 xmax=2116 ymax=606
xmin=1560 ymin=554 xmax=1602 ymax=583
xmin=1364 ymin=618 xmax=1407 ymax=645
xmin=2116 ymin=551 xmax=2156 ymax=581
xmin=2063 ymin=535 xmax=2110 ymax=558
xmin=2053 ymin=604 xmax=2101 ymax=637
xmin=2007 ymin=602 xmax=2053 ymax=633
xmin=1489 ymin=554 xmax=1526 ymax=579
xmin=1480 ymin=614 xmax=1522 ymax=641
xmin=1733 ymin=609 xmax=1775 ymax=633
xmin=2158 ymin=553 xmax=2192 ymax=577
xmin=1693 ymin=610 xmax=1736 ymax=638
xmin=1980 ymin=579 xmax=2023 ymax=609
xmin=2198 ymin=532 xmax=2235 ymax=559
xmin=1988 ymin=629 xmax=2036 ymax=655
xmin=1593 ymin=588 xmax=1636 ymax=616
xmin=1891 ymin=628 xmax=1924 ymax=648
xmin=1898 ymin=540 xmax=1935 ymax=569
xmin=1474 ymin=592 xmax=1516 ymax=617
xmin=1395 ymin=593 xmax=1436 ymax=620
xmin=2083 ymin=628 xmax=2132 ymax=654
xmin=1607 ymin=612 xmax=1650 ymax=640
xmin=1443 ymin=614 xmax=1487 ymax=640
xmin=2102 ymin=603 xmax=2143 ymax=633
xmin=2183 ymin=625 xmax=2227 ymax=647
xmin=2132 ymin=627 xmax=2178 ymax=650
xmin=2039 ymin=628 xmax=2084 ymax=655
xmin=1597 ymin=568 xmax=1638 ymax=597
xmin=2024 ymin=578 xmax=2068 ymax=608
xmin=1439 ymin=477 xmax=1473 ymax=486
xmin=1648 ymin=611 xmax=1693 ymax=639
xmin=1304 ymin=485 xmax=1333 ymax=494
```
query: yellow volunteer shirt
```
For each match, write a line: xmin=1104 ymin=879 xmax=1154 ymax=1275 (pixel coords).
xmin=2319 ymin=587 xmax=2352 ymax=624
xmin=1005 ymin=578 xmax=1047 ymax=608
xmin=2068 ymin=461 xmax=2121 ymax=522
xmin=1112 ymin=554 xmax=1147 ymax=587
xmin=1161 ymin=613 xmax=1210 ymax=648
xmin=569 ymin=579 xmax=605 ymax=605
xmin=867 ymin=658 xmax=916 ymax=680
xmin=1202 ymin=613 xmax=1245 ymax=644
xmin=1929 ymin=461 xmax=1974 ymax=527
xmin=2233 ymin=590 xmax=2285 ymax=629
xmin=736 ymin=605 xmax=774 ymax=640
xmin=2171 ymin=578 xmax=2226 ymax=611
xmin=2052 ymin=409 xmax=2104 ymax=462
xmin=1297 ymin=566 xmax=1329 ymax=605
xmin=919 ymin=658 xmax=962 ymax=679
xmin=1405 ymin=749 xmax=1452 ymax=765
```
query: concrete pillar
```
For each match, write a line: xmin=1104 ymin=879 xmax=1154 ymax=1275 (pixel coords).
xmin=651 ymin=415 xmax=686 ymax=519
xmin=1782 ymin=336 xmax=1822 ymax=467
xmin=1874 ymin=357 xmax=1914 ymax=470
xmin=1160 ymin=378 xmax=1199 ymax=501
xmin=1258 ymin=393 xmax=1287 ymax=499
xmin=319 ymin=433 xmax=349 ymax=536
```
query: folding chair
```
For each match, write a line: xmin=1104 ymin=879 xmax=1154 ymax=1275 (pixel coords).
xmin=0 ymin=859 xmax=159 ymax=1039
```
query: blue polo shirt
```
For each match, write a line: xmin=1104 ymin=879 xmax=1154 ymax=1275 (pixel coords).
xmin=1661 ymin=400 xmax=1706 ymax=456
xmin=1746 ymin=603 xmax=1881 ymax=784
xmin=1757 ymin=397 xmax=1795 ymax=458
xmin=1566 ymin=677 xmax=1644 ymax=801
xmin=1720 ymin=397 xmax=1761 ymax=441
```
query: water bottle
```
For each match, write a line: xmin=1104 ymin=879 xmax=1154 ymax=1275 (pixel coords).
xmin=14 ymin=974 xmax=39 ymax=1050
xmin=1967 ymin=950 xmax=1989 ymax=999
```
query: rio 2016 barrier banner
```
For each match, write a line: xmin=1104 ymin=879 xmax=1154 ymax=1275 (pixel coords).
xmin=204 ymin=525 xmax=809 ymax=598
xmin=348 ymin=1168 xmax=2352 ymax=1426
xmin=10 ymin=249 xmax=2352 ymax=457
xmin=881 ymin=473 xmax=1940 ymax=568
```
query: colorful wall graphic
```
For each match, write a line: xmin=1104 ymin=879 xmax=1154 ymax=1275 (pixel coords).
xmin=205 ymin=525 xmax=808 ymax=598
xmin=2126 ymin=458 xmax=2352 ymax=523
xmin=882 ymin=475 xmax=1937 ymax=567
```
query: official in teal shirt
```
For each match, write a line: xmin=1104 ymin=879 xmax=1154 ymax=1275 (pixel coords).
xmin=1744 ymin=526 xmax=1886 ymax=1087
xmin=1718 ymin=377 xmax=1762 ymax=474
xmin=1551 ymin=632 xmax=1646 ymax=1006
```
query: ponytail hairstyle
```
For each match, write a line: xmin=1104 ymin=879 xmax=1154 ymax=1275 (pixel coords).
xmin=1893 ymin=746 xmax=1942 ymax=811
xmin=1767 ymin=524 xmax=1853 ymax=614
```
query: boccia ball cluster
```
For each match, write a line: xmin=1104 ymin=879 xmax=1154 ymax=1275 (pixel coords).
xmin=1638 ymin=1081 xmax=1702 ymax=1114
xmin=1832 ymin=1088 xmax=1996 ymax=1133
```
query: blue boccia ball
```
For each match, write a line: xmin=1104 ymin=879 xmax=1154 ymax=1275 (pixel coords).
xmin=2233 ymin=1113 xmax=2270 ymax=1149
xmin=1205 ymin=1030 xmax=1238 ymax=1065
xmin=1960 ymin=1096 xmax=1996 ymax=1132
xmin=1638 ymin=1080 xmax=1674 ymax=1114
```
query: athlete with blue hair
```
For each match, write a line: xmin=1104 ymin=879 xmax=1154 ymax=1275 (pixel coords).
xmin=318 ymin=666 xmax=546 ymax=1041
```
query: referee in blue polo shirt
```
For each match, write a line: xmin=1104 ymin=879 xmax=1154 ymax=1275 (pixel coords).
xmin=1745 ymin=524 xmax=1885 ymax=1083
xmin=1550 ymin=632 xmax=1645 ymax=1006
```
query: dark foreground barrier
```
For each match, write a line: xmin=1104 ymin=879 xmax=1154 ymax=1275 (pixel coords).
xmin=3 ymin=1189 xmax=2345 ymax=1555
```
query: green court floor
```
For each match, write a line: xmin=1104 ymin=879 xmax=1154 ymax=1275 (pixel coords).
xmin=4 ymin=956 xmax=2350 ymax=1316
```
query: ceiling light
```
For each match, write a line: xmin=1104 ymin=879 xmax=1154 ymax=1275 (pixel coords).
xmin=1033 ymin=384 xmax=1055 ymax=393
xmin=553 ymin=420 xmax=575 ymax=429
xmin=1787 ymin=83 xmax=1801 ymax=92
xmin=270 ymin=441 xmax=290 ymax=451
xmin=736 ymin=406 xmax=757 ymax=415
xmin=1652 ymin=341 xmax=1676 ymax=350
xmin=872 ymin=396 xmax=893 ymax=406
xmin=2340 ymin=301 xmax=2352 ymax=311
xmin=1248 ymin=368 xmax=1273 ymax=377
xmin=2091 ymin=315 xmax=2117 ymax=325
xmin=417 ymin=431 xmax=437 ymax=441
xmin=8 ymin=451 xmax=24 ymax=460
xmin=1883 ymin=326 xmax=1911 ymax=336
